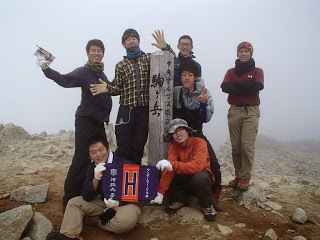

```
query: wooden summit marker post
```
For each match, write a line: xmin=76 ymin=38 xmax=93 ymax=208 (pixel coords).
xmin=148 ymin=51 xmax=174 ymax=166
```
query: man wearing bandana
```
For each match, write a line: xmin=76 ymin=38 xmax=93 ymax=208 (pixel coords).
xmin=91 ymin=29 xmax=175 ymax=165
xmin=36 ymin=40 xmax=112 ymax=208
xmin=221 ymin=41 xmax=264 ymax=191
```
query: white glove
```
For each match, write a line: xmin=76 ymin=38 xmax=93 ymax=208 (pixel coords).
xmin=104 ymin=198 xmax=119 ymax=208
xmin=156 ymin=159 xmax=173 ymax=171
xmin=94 ymin=163 xmax=106 ymax=180
xmin=36 ymin=56 xmax=50 ymax=70
xmin=150 ymin=192 xmax=163 ymax=204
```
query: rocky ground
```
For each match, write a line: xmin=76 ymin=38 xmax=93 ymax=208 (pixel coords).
xmin=0 ymin=123 xmax=320 ymax=240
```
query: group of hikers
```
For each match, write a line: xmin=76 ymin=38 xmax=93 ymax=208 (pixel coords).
xmin=36 ymin=28 xmax=264 ymax=240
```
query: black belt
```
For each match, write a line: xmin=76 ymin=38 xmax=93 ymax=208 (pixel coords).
xmin=235 ymin=104 xmax=249 ymax=107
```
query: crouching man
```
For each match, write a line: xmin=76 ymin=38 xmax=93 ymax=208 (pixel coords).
xmin=47 ymin=135 xmax=141 ymax=240
xmin=150 ymin=118 xmax=217 ymax=222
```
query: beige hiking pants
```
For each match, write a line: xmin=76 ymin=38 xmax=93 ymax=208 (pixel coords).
xmin=60 ymin=196 xmax=141 ymax=237
xmin=227 ymin=105 xmax=260 ymax=180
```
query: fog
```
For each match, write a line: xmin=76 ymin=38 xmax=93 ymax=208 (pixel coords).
xmin=1 ymin=0 xmax=319 ymax=149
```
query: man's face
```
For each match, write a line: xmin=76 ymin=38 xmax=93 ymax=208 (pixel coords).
xmin=237 ymin=48 xmax=251 ymax=62
xmin=181 ymin=71 xmax=195 ymax=91
xmin=89 ymin=142 xmax=109 ymax=164
xmin=123 ymin=36 xmax=140 ymax=49
xmin=87 ymin=45 xmax=104 ymax=63
xmin=172 ymin=127 xmax=188 ymax=145
xmin=177 ymin=38 xmax=193 ymax=56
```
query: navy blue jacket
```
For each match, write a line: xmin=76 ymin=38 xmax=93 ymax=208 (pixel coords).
xmin=174 ymin=52 xmax=202 ymax=87
xmin=82 ymin=153 xmax=136 ymax=202
xmin=43 ymin=64 xmax=112 ymax=123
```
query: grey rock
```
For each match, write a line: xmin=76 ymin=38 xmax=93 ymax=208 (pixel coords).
xmin=264 ymin=201 xmax=282 ymax=211
xmin=234 ymin=223 xmax=246 ymax=228
xmin=105 ymin=123 xmax=117 ymax=151
xmin=40 ymin=131 xmax=47 ymax=137
xmin=277 ymin=185 xmax=299 ymax=196
xmin=257 ymin=201 xmax=265 ymax=209
xmin=265 ymin=207 xmax=272 ymax=212
xmin=0 ymin=205 xmax=34 ymax=240
xmin=10 ymin=183 xmax=50 ymax=203
xmin=201 ymin=224 xmax=210 ymax=231
xmin=21 ymin=237 xmax=32 ymax=240
xmin=0 ymin=123 xmax=30 ymax=143
xmin=177 ymin=207 xmax=204 ymax=222
xmin=292 ymin=236 xmax=307 ymax=240
xmin=24 ymin=212 xmax=53 ymax=240
xmin=0 ymin=123 xmax=4 ymax=132
xmin=43 ymin=145 xmax=59 ymax=154
xmin=58 ymin=130 xmax=67 ymax=135
xmin=233 ymin=185 xmax=266 ymax=206
xmin=263 ymin=228 xmax=277 ymax=240
xmin=266 ymin=194 xmax=276 ymax=199
xmin=315 ymin=187 xmax=320 ymax=197
xmin=270 ymin=210 xmax=284 ymax=217
xmin=292 ymin=208 xmax=307 ymax=224
xmin=217 ymin=224 xmax=233 ymax=235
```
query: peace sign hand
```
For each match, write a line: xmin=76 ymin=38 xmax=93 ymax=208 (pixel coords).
xmin=198 ymin=86 xmax=208 ymax=103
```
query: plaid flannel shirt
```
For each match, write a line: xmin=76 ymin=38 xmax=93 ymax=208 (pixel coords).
xmin=107 ymin=46 xmax=175 ymax=107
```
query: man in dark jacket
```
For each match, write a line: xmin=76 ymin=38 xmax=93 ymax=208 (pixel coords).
xmin=174 ymin=35 xmax=201 ymax=86
xmin=36 ymin=40 xmax=112 ymax=207
xmin=46 ymin=135 xmax=141 ymax=240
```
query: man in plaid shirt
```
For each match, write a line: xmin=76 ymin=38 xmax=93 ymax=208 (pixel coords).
xmin=91 ymin=29 xmax=175 ymax=165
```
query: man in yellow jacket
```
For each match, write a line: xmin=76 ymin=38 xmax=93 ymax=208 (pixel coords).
xmin=150 ymin=118 xmax=216 ymax=222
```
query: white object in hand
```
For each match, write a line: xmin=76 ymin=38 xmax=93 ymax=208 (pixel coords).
xmin=94 ymin=163 xmax=106 ymax=180
xmin=36 ymin=56 xmax=50 ymax=70
xmin=150 ymin=192 xmax=163 ymax=204
xmin=104 ymin=198 xmax=119 ymax=208
xmin=156 ymin=159 xmax=173 ymax=171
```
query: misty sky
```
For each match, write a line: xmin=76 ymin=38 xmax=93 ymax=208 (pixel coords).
xmin=1 ymin=0 xmax=319 ymax=148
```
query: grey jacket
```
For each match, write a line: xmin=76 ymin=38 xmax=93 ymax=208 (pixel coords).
xmin=173 ymin=77 xmax=214 ymax=123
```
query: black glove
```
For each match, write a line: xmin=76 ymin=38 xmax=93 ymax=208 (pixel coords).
xmin=99 ymin=208 xmax=116 ymax=225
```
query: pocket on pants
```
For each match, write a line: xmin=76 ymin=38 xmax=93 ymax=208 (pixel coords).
xmin=116 ymin=106 xmax=132 ymax=126
xmin=248 ymin=106 xmax=260 ymax=118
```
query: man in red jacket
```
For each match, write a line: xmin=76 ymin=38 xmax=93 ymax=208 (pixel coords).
xmin=221 ymin=41 xmax=264 ymax=191
xmin=150 ymin=118 xmax=217 ymax=222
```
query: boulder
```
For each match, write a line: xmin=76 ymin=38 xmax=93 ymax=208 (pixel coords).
xmin=292 ymin=208 xmax=307 ymax=224
xmin=0 ymin=123 xmax=30 ymax=143
xmin=263 ymin=228 xmax=277 ymax=240
xmin=292 ymin=236 xmax=307 ymax=240
xmin=0 ymin=205 xmax=34 ymax=240
xmin=10 ymin=183 xmax=50 ymax=203
xmin=264 ymin=201 xmax=282 ymax=211
xmin=24 ymin=212 xmax=53 ymax=240
xmin=233 ymin=185 xmax=266 ymax=206
xmin=217 ymin=224 xmax=233 ymax=235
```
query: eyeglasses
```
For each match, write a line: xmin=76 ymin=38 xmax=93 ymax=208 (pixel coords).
xmin=179 ymin=43 xmax=192 ymax=47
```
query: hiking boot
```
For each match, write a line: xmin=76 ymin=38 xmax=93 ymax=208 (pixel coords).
xmin=202 ymin=205 xmax=216 ymax=222
xmin=164 ymin=201 xmax=185 ymax=214
xmin=228 ymin=177 xmax=239 ymax=188
xmin=212 ymin=189 xmax=222 ymax=211
xmin=46 ymin=232 xmax=80 ymax=240
xmin=83 ymin=216 xmax=100 ymax=226
xmin=237 ymin=179 xmax=249 ymax=191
